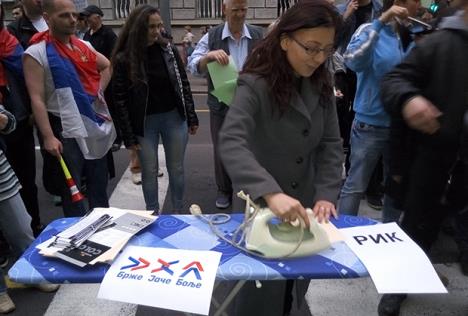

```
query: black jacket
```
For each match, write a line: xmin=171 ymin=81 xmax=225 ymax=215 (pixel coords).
xmin=381 ymin=18 xmax=468 ymax=150
xmin=113 ymin=43 xmax=198 ymax=147
xmin=7 ymin=16 xmax=38 ymax=49
xmin=83 ymin=25 xmax=117 ymax=59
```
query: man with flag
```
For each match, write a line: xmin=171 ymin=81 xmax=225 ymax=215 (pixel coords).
xmin=23 ymin=0 xmax=116 ymax=217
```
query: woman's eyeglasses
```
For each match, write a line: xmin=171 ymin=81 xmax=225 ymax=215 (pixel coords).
xmin=290 ymin=36 xmax=335 ymax=57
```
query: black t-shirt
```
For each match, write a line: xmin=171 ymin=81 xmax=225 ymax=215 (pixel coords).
xmin=354 ymin=2 xmax=374 ymax=32
xmin=146 ymin=43 xmax=177 ymax=115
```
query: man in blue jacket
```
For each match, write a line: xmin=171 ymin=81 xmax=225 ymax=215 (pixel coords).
xmin=338 ymin=0 xmax=420 ymax=224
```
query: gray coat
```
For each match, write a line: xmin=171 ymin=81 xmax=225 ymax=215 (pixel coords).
xmin=219 ymin=73 xmax=343 ymax=314
xmin=219 ymin=73 xmax=343 ymax=209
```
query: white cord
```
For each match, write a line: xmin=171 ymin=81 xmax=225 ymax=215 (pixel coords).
xmin=189 ymin=191 xmax=306 ymax=259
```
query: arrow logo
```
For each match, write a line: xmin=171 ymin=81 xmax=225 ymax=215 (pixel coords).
xmin=151 ymin=258 xmax=179 ymax=275
xmin=179 ymin=261 xmax=204 ymax=280
xmin=120 ymin=256 xmax=150 ymax=271
xmin=131 ymin=257 xmax=150 ymax=271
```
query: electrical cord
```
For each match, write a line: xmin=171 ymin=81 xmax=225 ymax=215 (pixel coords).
xmin=189 ymin=191 xmax=305 ymax=259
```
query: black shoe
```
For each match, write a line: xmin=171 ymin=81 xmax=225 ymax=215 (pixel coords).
xmin=378 ymin=294 xmax=407 ymax=316
xmin=215 ymin=192 xmax=232 ymax=209
xmin=53 ymin=195 xmax=62 ymax=206
xmin=460 ymin=251 xmax=468 ymax=276
xmin=367 ymin=195 xmax=383 ymax=210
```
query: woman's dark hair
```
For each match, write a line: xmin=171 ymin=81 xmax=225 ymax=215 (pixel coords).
xmin=242 ymin=0 xmax=342 ymax=112
xmin=111 ymin=4 xmax=160 ymax=84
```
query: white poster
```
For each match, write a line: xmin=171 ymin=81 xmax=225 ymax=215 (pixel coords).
xmin=341 ymin=222 xmax=447 ymax=294
xmin=98 ymin=246 xmax=222 ymax=315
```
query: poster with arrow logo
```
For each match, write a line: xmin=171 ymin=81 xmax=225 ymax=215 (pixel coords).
xmin=97 ymin=246 xmax=222 ymax=315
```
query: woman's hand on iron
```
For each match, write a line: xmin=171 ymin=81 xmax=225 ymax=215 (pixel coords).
xmin=263 ymin=192 xmax=311 ymax=228
xmin=312 ymin=200 xmax=337 ymax=223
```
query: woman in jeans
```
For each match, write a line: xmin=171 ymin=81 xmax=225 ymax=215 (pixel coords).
xmin=112 ymin=5 xmax=198 ymax=213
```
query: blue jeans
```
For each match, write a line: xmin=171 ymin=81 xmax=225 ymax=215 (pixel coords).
xmin=339 ymin=120 xmax=401 ymax=223
xmin=61 ymin=137 xmax=109 ymax=217
xmin=0 ymin=193 xmax=34 ymax=293
xmin=137 ymin=110 xmax=188 ymax=212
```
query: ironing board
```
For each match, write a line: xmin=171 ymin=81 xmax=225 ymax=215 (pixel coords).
xmin=9 ymin=214 xmax=376 ymax=315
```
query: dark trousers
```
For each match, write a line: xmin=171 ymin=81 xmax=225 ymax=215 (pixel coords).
xmin=401 ymin=143 xmax=459 ymax=252
xmin=234 ymin=280 xmax=311 ymax=316
xmin=60 ymin=137 xmax=109 ymax=217
xmin=209 ymin=111 xmax=232 ymax=194
xmin=446 ymin=160 xmax=468 ymax=252
xmin=43 ymin=114 xmax=109 ymax=217
xmin=4 ymin=119 xmax=41 ymax=229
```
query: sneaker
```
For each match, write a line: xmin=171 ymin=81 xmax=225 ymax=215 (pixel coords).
xmin=34 ymin=283 xmax=60 ymax=293
xmin=378 ymin=294 xmax=407 ymax=316
xmin=0 ymin=292 xmax=15 ymax=314
xmin=367 ymin=195 xmax=383 ymax=210
xmin=5 ymin=276 xmax=59 ymax=293
xmin=460 ymin=251 xmax=468 ymax=276
xmin=215 ymin=192 xmax=231 ymax=209
xmin=158 ymin=168 xmax=164 ymax=177
xmin=53 ymin=195 xmax=62 ymax=206
xmin=131 ymin=172 xmax=142 ymax=185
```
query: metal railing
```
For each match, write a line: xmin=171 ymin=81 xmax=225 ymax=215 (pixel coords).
xmin=196 ymin=0 xmax=223 ymax=19
xmin=113 ymin=0 xmax=149 ymax=19
xmin=194 ymin=0 xmax=299 ymax=19
xmin=278 ymin=0 xmax=299 ymax=16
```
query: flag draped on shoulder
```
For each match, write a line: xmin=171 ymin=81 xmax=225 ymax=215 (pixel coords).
xmin=0 ymin=28 xmax=24 ymax=94
xmin=30 ymin=31 xmax=115 ymax=159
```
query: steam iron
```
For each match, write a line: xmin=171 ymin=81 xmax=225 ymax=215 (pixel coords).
xmin=244 ymin=208 xmax=331 ymax=258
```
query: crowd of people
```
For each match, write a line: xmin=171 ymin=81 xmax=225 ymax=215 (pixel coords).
xmin=0 ymin=0 xmax=466 ymax=314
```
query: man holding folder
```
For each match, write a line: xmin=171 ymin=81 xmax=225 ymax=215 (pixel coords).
xmin=188 ymin=0 xmax=263 ymax=209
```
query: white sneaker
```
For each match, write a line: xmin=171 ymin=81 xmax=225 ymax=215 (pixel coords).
xmin=6 ymin=276 xmax=59 ymax=293
xmin=34 ymin=283 xmax=60 ymax=293
xmin=0 ymin=292 xmax=15 ymax=314
xmin=131 ymin=172 xmax=142 ymax=185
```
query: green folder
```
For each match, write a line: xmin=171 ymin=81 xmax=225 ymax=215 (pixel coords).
xmin=207 ymin=56 xmax=238 ymax=106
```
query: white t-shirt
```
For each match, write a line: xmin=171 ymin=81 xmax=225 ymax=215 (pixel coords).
xmin=24 ymin=39 xmax=95 ymax=116
xmin=31 ymin=17 xmax=48 ymax=32
xmin=24 ymin=39 xmax=116 ymax=159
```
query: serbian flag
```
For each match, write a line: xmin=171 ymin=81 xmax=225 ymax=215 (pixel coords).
xmin=0 ymin=28 xmax=24 ymax=99
xmin=30 ymin=31 xmax=115 ymax=159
